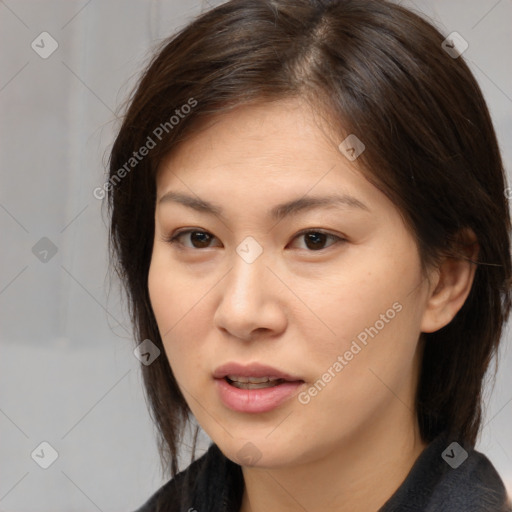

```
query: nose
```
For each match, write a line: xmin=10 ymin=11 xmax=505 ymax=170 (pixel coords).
xmin=213 ymin=249 xmax=287 ymax=341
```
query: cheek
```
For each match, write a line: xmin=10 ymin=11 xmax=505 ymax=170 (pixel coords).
xmin=310 ymin=245 xmax=422 ymax=350
xmin=302 ymin=247 xmax=425 ymax=397
xmin=148 ymin=248 xmax=201 ymax=335
xmin=147 ymin=252 xmax=204 ymax=375
xmin=148 ymin=256 xmax=177 ymax=337
xmin=300 ymin=301 xmax=421 ymax=437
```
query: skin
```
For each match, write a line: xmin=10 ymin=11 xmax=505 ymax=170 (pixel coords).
xmin=148 ymin=97 xmax=478 ymax=512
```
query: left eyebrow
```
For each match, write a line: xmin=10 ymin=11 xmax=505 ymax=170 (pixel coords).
xmin=269 ymin=194 xmax=370 ymax=221
xmin=158 ymin=191 xmax=370 ymax=221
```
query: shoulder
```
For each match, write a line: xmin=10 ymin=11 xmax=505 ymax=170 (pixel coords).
xmin=380 ymin=432 xmax=511 ymax=512
xmin=132 ymin=443 xmax=243 ymax=512
xmin=428 ymin=445 xmax=511 ymax=511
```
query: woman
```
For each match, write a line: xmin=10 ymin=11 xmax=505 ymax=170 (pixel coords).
xmin=107 ymin=0 xmax=512 ymax=510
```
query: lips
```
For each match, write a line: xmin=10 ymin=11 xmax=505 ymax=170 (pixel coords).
xmin=213 ymin=362 xmax=303 ymax=382
xmin=213 ymin=362 xmax=305 ymax=412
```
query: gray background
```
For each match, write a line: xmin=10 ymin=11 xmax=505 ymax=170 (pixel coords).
xmin=1 ymin=0 xmax=511 ymax=510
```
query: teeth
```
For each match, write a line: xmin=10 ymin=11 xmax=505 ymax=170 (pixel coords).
xmin=230 ymin=380 xmax=283 ymax=389
xmin=226 ymin=376 xmax=285 ymax=389
xmin=227 ymin=375 xmax=282 ymax=384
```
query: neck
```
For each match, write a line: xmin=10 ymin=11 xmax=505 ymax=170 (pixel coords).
xmin=239 ymin=413 xmax=427 ymax=512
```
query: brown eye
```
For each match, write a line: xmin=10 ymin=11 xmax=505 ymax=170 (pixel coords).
xmin=166 ymin=229 xmax=219 ymax=249
xmin=291 ymin=230 xmax=345 ymax=251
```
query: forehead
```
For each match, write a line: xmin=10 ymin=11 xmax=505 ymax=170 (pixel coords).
xmin=153 ymin=98 xmax=396 ymax=221
xmin=157 ymin=98 xmax=357 ymax=184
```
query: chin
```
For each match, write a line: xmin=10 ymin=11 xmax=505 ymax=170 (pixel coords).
xmin=214 ymin=435 xmax=301 ymax=469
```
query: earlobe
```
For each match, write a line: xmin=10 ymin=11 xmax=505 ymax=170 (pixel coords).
xmin=420 ymin=231 xmax=479 ymax=333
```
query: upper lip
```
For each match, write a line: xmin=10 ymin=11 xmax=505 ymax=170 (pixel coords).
xmin=213 ymin=362 xmax=303 ymax=382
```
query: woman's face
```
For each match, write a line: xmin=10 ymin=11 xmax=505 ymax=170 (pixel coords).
xmin=148 ymin=98 xmax=433 ymax=468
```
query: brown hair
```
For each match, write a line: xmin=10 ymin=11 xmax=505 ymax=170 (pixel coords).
xmin=107 ymin=0 xmax=511 ymax=477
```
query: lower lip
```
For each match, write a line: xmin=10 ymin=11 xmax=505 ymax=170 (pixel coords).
xmin=215 ymin=378 xmax=304 ymax=413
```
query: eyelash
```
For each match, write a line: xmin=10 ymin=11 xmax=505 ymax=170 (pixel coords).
xmin=163 ymin=228 xmax=346 ymax=252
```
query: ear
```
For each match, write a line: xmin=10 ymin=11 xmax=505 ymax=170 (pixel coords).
xmin=420 ymin=229 xmax=479 ymax=333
